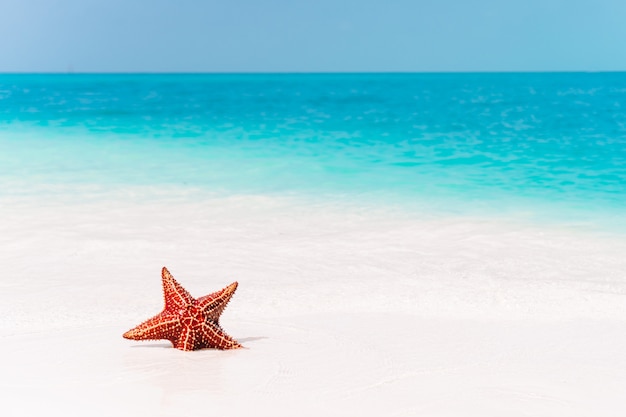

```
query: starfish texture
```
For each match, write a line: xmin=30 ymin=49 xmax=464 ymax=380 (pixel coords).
xmin=123 ymin=267 xmax=242 ymax=351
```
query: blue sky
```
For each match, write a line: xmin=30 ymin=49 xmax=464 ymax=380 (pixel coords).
xmin=1 ymin=0 xmax=625 ymax=72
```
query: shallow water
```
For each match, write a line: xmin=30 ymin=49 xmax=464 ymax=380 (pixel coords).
xmin=1 ymin=73 xmax=625 ymax=229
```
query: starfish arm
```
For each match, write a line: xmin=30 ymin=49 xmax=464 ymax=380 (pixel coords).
xmin=173 ymin=325 xmax=197 ymax=351
xmin=199 ymin=321 xmax=242 ymax=350
xmin=196 ymin=282 xmax=238 ymax=322
xmin=162 ymin=267 xmax=194 ymax=311
xmin=123 ymin=311 xmax=181 ymax=345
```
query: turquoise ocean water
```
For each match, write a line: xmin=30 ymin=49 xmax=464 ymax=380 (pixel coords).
xmin=1 ymin=73 xmax=625 ymax=230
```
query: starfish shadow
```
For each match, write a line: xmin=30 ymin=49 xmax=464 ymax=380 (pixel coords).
xmin=237 ymin=336 xmax=268 ymax=344
xmin=130 ymin=343 xmax=172 ymax=349
xmin=129 ymin=337 xmax=267 ymax=349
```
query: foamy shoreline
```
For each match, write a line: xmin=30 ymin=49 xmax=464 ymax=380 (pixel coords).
xmin=1 ymin=194 xmax=625 ymax=416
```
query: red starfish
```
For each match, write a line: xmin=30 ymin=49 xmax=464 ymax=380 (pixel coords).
xmin=123 ymin=267 xmax=242 ymax=351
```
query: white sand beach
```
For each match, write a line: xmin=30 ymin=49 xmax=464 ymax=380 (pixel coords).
xmin=1 ymin=193 xmax=625 ymax=416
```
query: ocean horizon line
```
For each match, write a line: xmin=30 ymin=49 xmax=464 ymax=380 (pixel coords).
xmin=1 ymin=70 xmax=625 ymax=76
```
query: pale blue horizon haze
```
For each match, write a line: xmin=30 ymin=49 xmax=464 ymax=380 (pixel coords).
xmin=0 ymin=0 xmax=626 ymax=72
